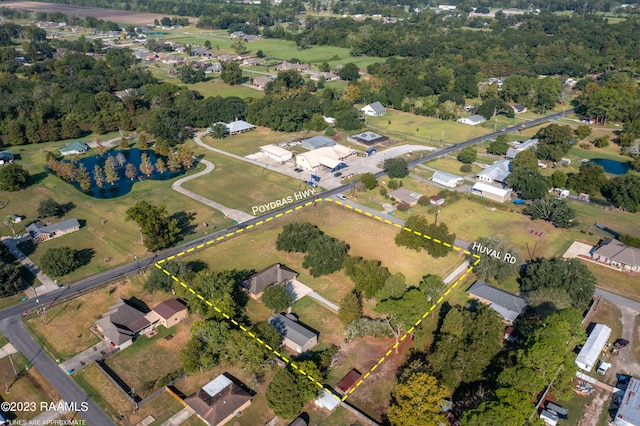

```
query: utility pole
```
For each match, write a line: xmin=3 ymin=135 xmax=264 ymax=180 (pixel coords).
xmin=35 ymin=298 xmax=47 ymax=326
xmin=434 ymin=208 xmax=441 ymax=226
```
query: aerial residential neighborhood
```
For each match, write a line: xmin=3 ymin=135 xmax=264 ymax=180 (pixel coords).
xmin=0 ymin=1 xmax=639 ymax=426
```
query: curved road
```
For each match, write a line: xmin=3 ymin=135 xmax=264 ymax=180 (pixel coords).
xmin=0 ymin=108 xmax=575 ymax=424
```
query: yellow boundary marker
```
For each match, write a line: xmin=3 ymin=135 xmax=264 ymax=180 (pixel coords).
xmin=154 ymin=198 xmax=481 ymax=402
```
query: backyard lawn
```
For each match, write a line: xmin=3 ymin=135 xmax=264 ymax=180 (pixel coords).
xmin=584 ymin=262 xmax=640 ymax=302
xmin=424 ymin=157 xmax=483 ymax=176
xmin=291 ymin=298 xmax=343 ymax=347
xmin=74 ymin=363 xmax=134 ymax=422
xmin=201 ymin=127 xmax=323 ymax=157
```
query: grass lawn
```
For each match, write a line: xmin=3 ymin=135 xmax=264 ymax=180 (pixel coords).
xmin=292 ymin=297 xmax=343 ymax=347
xmin=179 ymin=416 xmax=207 ymax=426
xmin=561 ymin=390 xmax=597 ymax=426
xmin=128 ymin=392 xmax=185 ymax=426
xmin=105 ymin=319 xmax=193 ymax=397
xmin=425 ymin=157 xmax=483 ymax=176
xmin=0 ymin=293 xmax=26 ymax=311
xmin=24 ymin=277 xmax=174 ymax=361
xmin=1 ymin=141 xmax=230 ymax=285
xmin=583 ymin=262 xmax=640 ymax=302
xmin=201 ymin=127 xmax=323 ymax=157
xmin=73 ymin=363 xmax=133 ymax=422
xmin=572 ymin=201 xmax=640 ymax=239
xmin=180 ymin=152 xmax=304 ymax=214
xmin=0 ymin=332 xmax=8 ymax=348
xmin=0 ymin=353 xmax=61 ymax=421
xmin=365 ymin=109 xmax=491 ymax=146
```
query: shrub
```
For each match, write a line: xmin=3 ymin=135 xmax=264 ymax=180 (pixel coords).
xmin=579 ymin=142 xmax=592 ymax=149
xmin=460 ymin=164 xmax=472 ymax=172
xmin=418 ymin=195 xmax=430 ymax=206
xmin=388 ymin=179 xmax=399 ymax=189
xmin=594 ymin=136 xmax=609 ymax=148
xmin=396 ymin=202 xmax=410 ymax=211
xmin=380 ymin=187 xmax=387 ymax=196
xmin=325 ymin=127 xmax=336 ymax=136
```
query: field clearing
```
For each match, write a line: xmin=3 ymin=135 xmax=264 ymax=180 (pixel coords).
xmin=24 ymin=277 xmax=169 ymax=361
xmin=0 ymin=1 xmax=194 ymax=25
xmin=1 ymin=140 xmax=230 ymax=284
xmin=180 ymin=152 xmax=304 ymax=214
xmin=425 ymin=157 xmax=483 ymax=176
xmin=201 ymin=128 xmax=322 ymax=157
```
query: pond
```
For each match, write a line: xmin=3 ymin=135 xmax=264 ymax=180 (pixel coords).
xmin=590 ymin=158 xmax=631 ymax=175
xmin=54 ymin=149 xmax=185 ymax=199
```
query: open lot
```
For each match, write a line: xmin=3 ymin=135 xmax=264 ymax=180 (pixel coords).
xmin=201 ymin=128 xmax=321 ymax=157
xmin=425 ymin=157 xmax=483 ymax=176
xmin=1 ymin=140 xmax=230 ymax=284
xmin=584 ymin=262 xmax=640 ymax=302
xmin=25 ymin=277 xmax=176 ymax=361
xmin=74 ymin=363 xmax=135 ymax=422
xmin=0 ymin=1 xmax=194 ymax=25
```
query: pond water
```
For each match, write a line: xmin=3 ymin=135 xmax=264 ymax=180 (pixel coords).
xmin=590 ymin=159 xmax=631 ymax=175
xmin=54 ymin=149 xmax=185 ymax=199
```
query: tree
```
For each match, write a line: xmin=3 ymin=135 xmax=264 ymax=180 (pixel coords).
xmin=384 ymin=158 xmax=409 ymax=178
xmin=155 ymin=158 xmax=167 ymax=174
xmin=104 ymin=161 xmax=119 ymax=186
xmin=125 ymin=163 xmax=137 ymax=180
xmin=302 ymin=234 xmax=349 ymax=277
xmin=139 ymin=152 xmax=154 ymax=178
xmin=137 ymin=133 xmax=149 ymax=150
xmin=204 ymin=40 xmax=212 ymax=49
xmin=276 ymin=223 xmax=323 ymax=253
xmin=602 ymin=174 xmax=640 ymax=212
xmin=40 ymin=247 xmax=81 ymax=277
xmin=376 ymin=273 xmax=407 ymax=301
xmin=523 ymin=197 xmax=576 ymax=228
xmin=395 ymin=216 xmax=455 ymax=257
xmin=568 ymin=162 xmax=607 ymax=195
xmin=511 ymin=150 xmax=538 ymax=173
xmin=470 ymin=236 xmax=520 ymax=283
xmin=457 ymin=146 xmax=477 ymax=164
xmin=208 ymin=123 xmax=228 ymax=139
xmin=231 ymin=38 xmax=246 ymax=55
xmin=125 ymin=201 xmax=181 ymax=251
xmin=360 ymin=172 xmax=378 ymax=190
xmin=144 ymin=260 xmax=191 ymax=293
xmin=550 ymin=170 xmax=568 ymax=188
xmin=221 ymin=62 xmax=242 ymax=85
xmin=0 ymin=258 xmax=22 ymax=297
xmin=119 ymin=136 xmax=129 ymax=150
xmin=574 ymin=124 xmax=592 ymax=140
xmin=266 ymin=369 xmax=304 ymax=419
xmin=262 ymin=284 xmax=293 ymax=312
xmin=95 ymin=135 xmax=105 ymax=156
xmin=418 ymin=274 xmax=445 ymax=303
xmin=375 ymin=288 xmax=430 ymax=350
xmin=93 ymin=165 xmax=105 ymax=189
xmin=338 ymin=63 xmax=360 ymax=81
xmin=519 ymin=258 xmax=596 ymax=310
xmin=487 ymin=136 xmax=509 ymax=155
xmin=387 ymin=372 xmax=449 ymax=426
xmin=0 ymin=164 xmax=29 ymax=191
xmin=343 ymin=256 xmax=390 ymax=299
xmin=37 ymin=198 xmax=62 ymax=218
xmin=338 ymin=290 xmax=362 ymax=325
xmin=507 ymin=170 xmax=551 ymax=200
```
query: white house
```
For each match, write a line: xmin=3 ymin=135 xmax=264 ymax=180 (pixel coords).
xmin=471 ymin=182 xmax=511 ymax=203
xmin=361 ymin=102 xmax=386 ymax=117
xmin=432 ymin=171 xmax=464 ymax=188
xmin=260 ymin=145 xmax=292 ymax=162
xmin=477 ymin=160 xmax=511 ymax=184
xmin=457 ymin=115 xmax=486 ymax=126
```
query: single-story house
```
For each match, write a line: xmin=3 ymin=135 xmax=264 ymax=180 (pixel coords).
xmin=145 ymin=299 xmax=188 ymax=329
xmin=243 ymin=57 xmax=263 ymax=66
xmin=260 ymin=145 xmax=292 ymax=163
xmin=301 ymin=136 xmax=335 ymax=150
xmin=0 ymin=151 xmax=14 ymax=165
xmin=430 ymin=196 xmax=445 ymax=206
xmin=471 ymin=182 xmax=511 ymax=203
xmin=253 ymin=75 xmax=274 ymax=89
xmin=360 ymin=102 xmax=386 ymax=117
xmin=467 ymin=280 xmax=527 ymax=324
xmin=541 ymin=409 xmax=559 ymax=426
xmin=506 ymin=138 xmax=539 ymax=160
xmin=241 ymin=263 xmax=298 ymax=299
xmin=225 ymin=120 xmax=255 ymax=135
xmin=295 ymin=144 xmax=354 ymax=172
xmin=230 ymin=31 xmax=245 ymax=38
xmin=218 ymin=54 xmax=238 ymax=62
xmin=337 ymin=369 xmax=362 ymax=394
xmin=614 ymin=376 xmax=640 ymax=426
xmin=310 ymin=71 xmax=339 ymax=81
xmin=432 ymin=171 xmax=464 ymax=188
xmin=205 ymin=63 xmax=222 ymax=74
xmin=26 ymin=218 xmax=81 ymax=243
xmin=277 ymin=60 xmax=310 ymax=72
xmin=59 ymin=141 xmax=89 ymax=156
xmin=289 ymin=417 xmax=308 ymax=426
xmin=575 ymin=324 xmax=611 ymax=372
xmin=591 ymin=238 xmax=640 ymax=272
xmin=315 ymin=389 xmax=340 ymax=412
xmin=346 ymin=131 xmax=388 ymax=147
xmin=505 ymin=148 xmax=520 ymax=160
xmin=477 ymin=160 xmax=511 ymax=184
xmin=269 ymin=313 xmax=318 ymax=353
xmin=512 ymin=104 xmax=527 ymax=114
xmin=96 ymin=299 xmax=153 ymax=349
xmin=388 ymin=187 xmax=423 ymax=207
xmin=185 ymin=373 xmax=252 ymax=426
xmin=244 ymin=34 xmax=260 ymax=42
xmin=457 ymin=115 xmax=486 ymax=126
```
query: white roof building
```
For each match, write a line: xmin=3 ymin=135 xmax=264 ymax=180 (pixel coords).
xmin=361 ymin=102 xmax=386 ymax=117
xmin=432 ymin=171 xmax=464 ymax=188
xmin=315 ymin=389 xmax=340 ymax=412
xmin=575 ymin=324 xmax=611 ymax=372
xmin=477 ymin=160 xmax=511 ymax=184
xmin=225 ymin=120 xmax=255 ymax=134
xmin=615 ymin=377 xmax=640 ymax=426
xmin=260 ymin=145 xmax=292 ymax=162
xmin=457 ymin=115 xmax=486 ymax=126
xmin=295 ymin=144 xmax=354 ymax=171
xmin=471 ymin=182 xmax=511 ymax=203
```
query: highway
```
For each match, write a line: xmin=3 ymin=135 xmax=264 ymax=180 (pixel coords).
xmin=0 ymin=108 xmax=574 ymax=424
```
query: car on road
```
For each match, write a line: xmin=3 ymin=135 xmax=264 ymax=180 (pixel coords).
xmin=614 ymin=339 xmax=630 ymax=349
xmin=336 ymin=194 xmax=348 ymax=200
xmin=501 ymin=128 xmax=507 ymax=131
xmin=334 ymin=172 xmax=342 ymax=178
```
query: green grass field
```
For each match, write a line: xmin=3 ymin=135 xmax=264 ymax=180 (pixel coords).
xmin=425 ymin=157 xmax=483 ymax=176
xmin=201 ymin=127 xmax=322 ymax=157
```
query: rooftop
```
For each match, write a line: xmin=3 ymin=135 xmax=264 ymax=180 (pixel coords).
xmin=241 ymin=263 xmax=298 ymax=295
xmin=467 ymin=280 xmax=527 ymax=323
xmin=432 ymin=170 xmax=463 ymax=183
xmin=616 ymin=377 xmax=640 ymax=425
xmin=362 ymin=101 xmax=386 ymax=114
xmin=226 ymin=120 xmax=255 ymax=133
xmin=185 ymin=374 xmax=252 ymax=426
xmin=269 ymin=313 xmax=318 ymax=347
xmin=593 ymin=238 xmax=640 ymax=268
xmin=477 ymin=159 xmax=511 ymax=182
xmin=153 ymin=299 xmax=187 ymax=320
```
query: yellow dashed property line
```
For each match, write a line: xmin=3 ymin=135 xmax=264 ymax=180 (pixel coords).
xmin=152 ymin=197 xmax=481 ymax=402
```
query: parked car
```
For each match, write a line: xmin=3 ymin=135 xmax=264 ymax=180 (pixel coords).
xmin=614 ymin=339 xmax=630 ymax=349
xmin=336 ymin=194 xmax=348 ymax=200
xmin=294 ymin=167 xmax=303 ymax=173
xmin=334 ymin=172 xmax=342 ymax=178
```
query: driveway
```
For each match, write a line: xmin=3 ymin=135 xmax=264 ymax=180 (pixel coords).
xmin=2 ymin=236 xmax=58 ymax=294
xmin=58 ymin=340 xmax=116 ymax=374
xmin=615 ymin=305 xmax=640 ymax=377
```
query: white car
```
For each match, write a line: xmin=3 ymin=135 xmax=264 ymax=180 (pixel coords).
xmin=336 ymin=194 xmax=348 ymax=201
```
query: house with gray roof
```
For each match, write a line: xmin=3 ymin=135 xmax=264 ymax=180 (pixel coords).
xmin=591 ymin=238 xmax=640 ymax=272
xmin=506 ymin=138 xmax=539 ymax=160
xmin=432 ymin=171 xmax=464 ymax=188
xmin=0 ymin=151 xmax=14 ymax=165
xmin=269 ymin=313 xmax=318 ymax=353
xmin=59 ymin=142 xmax=89 ymax=156
xmin=310 ymin=71 xmax=339 ymax=82
xmin=253 ymin=75 xmax=274 ymax=89
xmin=26 ymin=218 xmax=80 ymax=243
xmin=458 ymin=114 xmax=486 ymax=126
xmin=241 ymin=263 xmax=298 ymax=299
xmin=467 ymin=280 xmax=527 ymax=324
xmin=225 ymin=120 xmax=255 ymax=135
xmin=301 ymin=136 xmax=335 ymax=150
xmin=96 ymin=299 xmax=152 ymax=349
xmin=361 ymin=102 xmax=386 ymax=117
xmin=388 ymin=187 xmax=423 ymax=207
xmin=277 ymin=60 xmax=310 ymax=72
xmin=477 ymin=160 xmax=511 ymax=184
xmin=347 ymin=131 xmax=388 ymax=147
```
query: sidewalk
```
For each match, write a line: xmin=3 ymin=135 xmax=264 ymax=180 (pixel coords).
xmin=0 ymin=342 xmax=16 ymax=360
xmin=1 ymin=236 xmax=58 ymax=296
xmin=159 ymin=407 xmax=193 ymax=426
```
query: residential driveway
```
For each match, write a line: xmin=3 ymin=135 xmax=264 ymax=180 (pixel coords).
xmin=563 ymin=241 xmax=594 ymax=259
xmin=58 ymin=340 xmax=116 ymax=374
xmin=2 ymin=236 xmax=58 ymax=294
xmin=286 ymin=279 xmax=313 ymax=302
xmin=614 ymin=305 xmax=640 ymax=377
xmin=0 ymin=342 xmax=16 ymax=359
xmin=159 ymin=407 xmax=193 ymax=426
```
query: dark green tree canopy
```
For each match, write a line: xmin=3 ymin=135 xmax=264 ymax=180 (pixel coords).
xmin=568 ymin=162 xmax=607 ymax=195
xmin=343 ymin=256 xmax=391 ymax=298
xmin=0 ymin=164 xmax=30 ymax=192
xmin=470 ymin=236 xmax=520 ymax=283
xmin=40 ymin=247 xmax=81 ymax=277
xmin=523 ymin=197 xmax=576 ymax=228
xmin=276 ymin=223 xmax=323 ymax=253
xmin=384 ymin=158 xmax=409 ymax=178
xmin=457 ymin=146 xmax=477 ymax=164
xmin=602 ymin=174 xmax=640 ymax=212
xmin=37 ymin=198 xmax=63 ymax=218
xmin=125 ymin=201 xmax=181 ymax=251
xmin=261 ymin=283 xmax=293 ymax=312
xmin=360 ymin=172 xmax=378 ymax=190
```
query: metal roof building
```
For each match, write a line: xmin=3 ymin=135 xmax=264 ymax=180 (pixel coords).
xmin=615 ymin=377 xmax=640 ymax=426
xmin=575 ymin=324 xmax=611 ymax=372
xmin=301 ymin=136 xmax=335 ymax=150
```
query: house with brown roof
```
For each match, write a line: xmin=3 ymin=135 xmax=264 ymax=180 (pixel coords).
xmin=145 ymin=299 xmax=188 ymax=328
xmin=241 ymin=263 xmax=298 ymax=299
xmin=96 ymin=299 xmax=153 ymax=349
xmin=591 ymin=238 xmax=640 ymax=272
xmin=337 ymin=369 xmax=362 ymax=394
xmin=185 ymin=373 xmax=252 ymax=426
xmin=277 ymin=60 xmax=310 ymax=72
xmin=388 ymin=187 xmax=424 ymax=207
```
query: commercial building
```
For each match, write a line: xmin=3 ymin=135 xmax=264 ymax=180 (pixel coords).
xmin=347 ymin=131 xmax=389 ymax=147
xmin=432 ymin=171 xmax=464 ymax=188
xmin=300 ymin=136 xmax=335 ymax=150
xmin=295 ymin=144 xmax=354 ymax=172
xmin=260 ymin=145 xmax=292 ymax=162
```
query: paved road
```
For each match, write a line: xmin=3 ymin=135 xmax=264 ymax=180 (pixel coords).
xmin=595 ymin=288 xmax=640 ymax=312
xmin=0 ymin=317 xmax=116 ymax=425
